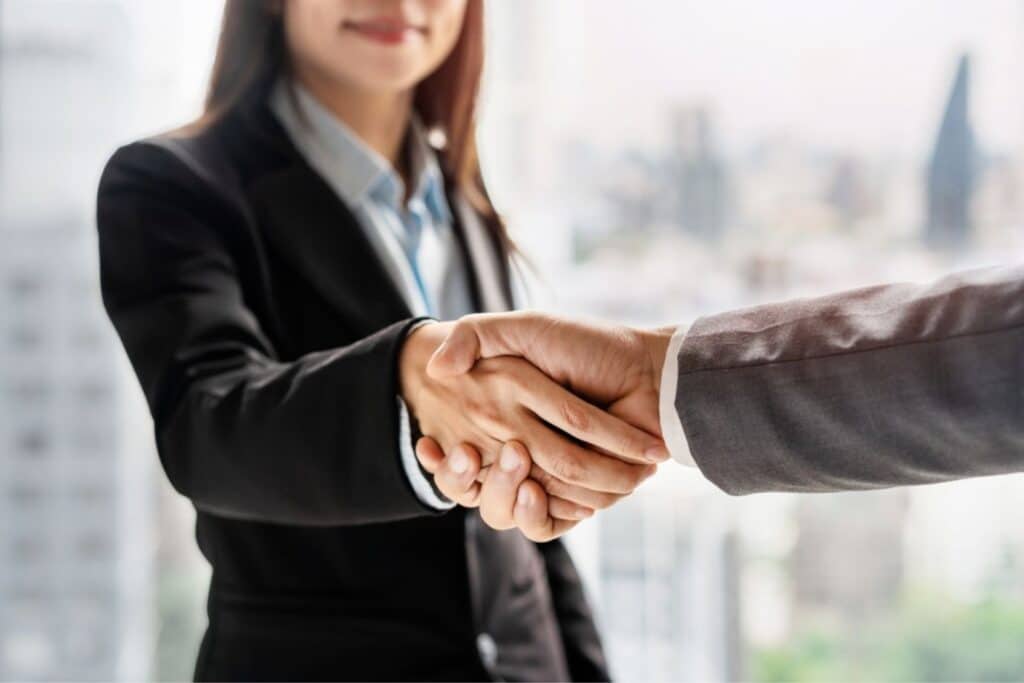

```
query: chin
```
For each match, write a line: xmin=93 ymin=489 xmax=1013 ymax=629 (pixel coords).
xmin=352 ymin=65 xmax=430 ymax=92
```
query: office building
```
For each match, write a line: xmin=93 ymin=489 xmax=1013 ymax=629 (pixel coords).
xmin=0 ymin=2 xmax=151 ymax=679
xmin=925 ymin=54 xmax=975 ymax=247
xmin=669 ymin=106 xmax=729 ymax=241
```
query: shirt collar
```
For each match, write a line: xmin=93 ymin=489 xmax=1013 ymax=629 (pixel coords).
xmin=269 ymin=78 xmax=450 ymax=224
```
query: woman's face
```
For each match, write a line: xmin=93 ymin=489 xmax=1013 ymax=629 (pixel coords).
xmin=283 ymin=0 xmax=468 ymax=94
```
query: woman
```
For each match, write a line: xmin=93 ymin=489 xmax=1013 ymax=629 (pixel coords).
xmin=97 ymin=0 xmax=666 ymax=680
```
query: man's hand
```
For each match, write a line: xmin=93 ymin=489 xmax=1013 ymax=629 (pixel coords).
xmin=399 ymin=320 xmax=667 ymax=522
xmin=417 ymin=312 xmax=675 ymax=539
xmin=427 ymin=312 xmax=672 ymax=437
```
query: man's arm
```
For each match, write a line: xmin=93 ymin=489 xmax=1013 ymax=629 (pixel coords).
xmin=423 ymin=264 xmax=1024 ymax=532
xmin=675 ymin=265 xmax=1024 ymax=494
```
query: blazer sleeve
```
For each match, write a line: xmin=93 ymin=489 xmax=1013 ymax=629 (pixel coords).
xmin=675 ymin=265 xmax=1024 ymax=495
xmin=97 ymin=142 xmax=437 ymax=526
xmin=536 ymin=540 xmax=610 ymax=682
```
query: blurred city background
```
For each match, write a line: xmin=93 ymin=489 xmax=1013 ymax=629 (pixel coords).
xmin=2 ymin=0 xmax=1024 ymax=680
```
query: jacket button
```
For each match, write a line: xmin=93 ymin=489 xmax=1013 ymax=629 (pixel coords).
xmin=476 ymin=632 xmax=498 ymax=668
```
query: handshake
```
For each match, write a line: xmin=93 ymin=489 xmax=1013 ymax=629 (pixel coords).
xmin=398 ymin=267 xmax=1022 ymax=541
xmin=399 ymin=312 xmax=675 ymax=542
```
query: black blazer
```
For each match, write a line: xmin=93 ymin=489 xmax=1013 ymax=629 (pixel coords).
xmin=96 ymin=85 xmax=609 ymax=682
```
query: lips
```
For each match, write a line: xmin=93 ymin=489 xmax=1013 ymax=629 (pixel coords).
xmin=342 ymin=17 xmax=426 ymax=45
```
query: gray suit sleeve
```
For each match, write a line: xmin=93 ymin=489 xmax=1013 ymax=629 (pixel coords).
xmin=676 ymin=265 xmax=1024 ymax=495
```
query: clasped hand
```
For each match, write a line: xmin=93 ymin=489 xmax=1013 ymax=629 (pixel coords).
xmin=399 ymin=314 xmax=672 ymax=540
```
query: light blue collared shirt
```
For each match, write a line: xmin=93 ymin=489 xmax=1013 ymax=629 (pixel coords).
xmin=270 ymin=80 xmax=474 ymax=509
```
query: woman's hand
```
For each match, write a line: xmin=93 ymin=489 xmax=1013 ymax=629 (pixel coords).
xmin=416 ymin=438 xmax=591 ymax=541
xmin=399 ymin=322 xmax=667 ymax=511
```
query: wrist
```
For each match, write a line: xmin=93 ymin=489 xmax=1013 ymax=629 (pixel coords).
xmin=398 ymin=321 xmax=452 ymax=418
xmin=638 ymin=326 xmax=674 ymax=393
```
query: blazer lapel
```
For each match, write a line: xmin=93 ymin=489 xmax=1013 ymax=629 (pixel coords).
xmin=224 ymin=93 xmax=412 ymax=332
xmin=250 ymin=162 xmax=412 ymax=331
xmin=234 ymin=91 xmax=511 ymax=326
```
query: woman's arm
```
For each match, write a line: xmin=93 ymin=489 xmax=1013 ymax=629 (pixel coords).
xmin=99 ymin=143 xmax=663 ymax=527
xmin=99 ymin=143 xmax=437 ymax=526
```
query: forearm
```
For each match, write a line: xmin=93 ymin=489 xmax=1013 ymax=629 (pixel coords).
xmin=673 ymin=265 xmax=1024 ymax=494
xmin=155 ymin=318 xmax=441 ymax=526
xmin=639 ymin=325 xmax=697 ymax=466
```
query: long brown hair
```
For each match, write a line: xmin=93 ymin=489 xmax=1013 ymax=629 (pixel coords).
xmin=197 ymin=0 xmax=506 ymax=245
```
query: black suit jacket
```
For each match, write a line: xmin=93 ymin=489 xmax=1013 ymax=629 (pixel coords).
xmin=96 ymin=86 xmax=608 ymax=682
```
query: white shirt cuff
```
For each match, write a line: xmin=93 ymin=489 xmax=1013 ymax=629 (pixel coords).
xmin=659 ymin=324 xmax=696 ymax=466
xmin=397 ymin=396 xmax=455 ymax=510
xmin=397 ymin=318 xmax=453 ymax=511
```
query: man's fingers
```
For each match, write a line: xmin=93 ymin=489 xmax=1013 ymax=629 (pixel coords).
xmin=478 ymin=441 xmax=532 ymax=530
xmin=528 ymin=464 xmax=625 ymax=511
xmin=514 ymin=480 xmax=579 ymax=542
xmin=548 ymin=496 xmax=594 ymax=522
xmin=518 ymin=372 xmax=668 ymax=464
xmin=527 ymin=421 xmax=658 ymax=494
xmin=433 ymin=443 xmax=483 ymax=508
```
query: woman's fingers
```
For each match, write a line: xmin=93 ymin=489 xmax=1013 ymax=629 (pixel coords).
xmin=417 ymin=440 xmax=482 ymax=507
xmin=513 ymin=480 xmax=580 ymax=542
xmin=516 ymin=366 xmax=669 ymax=465
xmin=478 ymin=441 xmax=531 ymax=529
xmin=473 ymin=440 xmax=593 ymax=528
xmin=423 ymin=439 xmax=593 ymax=531
xmin=475 ymin=441 xmax=591 ymax=526
xmin=415 ymin=436 xmax=445 ymax=474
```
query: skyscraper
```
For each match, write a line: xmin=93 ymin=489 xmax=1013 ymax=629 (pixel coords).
xmin=0 ymin=2 xmax=151 ymax=679
xmin=669 ymin=106 xmax=729 ymax=241
xmin=925 ymin=54 xmax=975 ymax=247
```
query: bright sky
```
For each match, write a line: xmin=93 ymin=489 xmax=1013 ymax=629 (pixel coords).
xmin=128 ymin=0 xmax=1023 ymax=160
xmin=580 ymin=0 xmax=1024 ymax=158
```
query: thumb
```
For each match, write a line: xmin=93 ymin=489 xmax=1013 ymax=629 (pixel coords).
xmin=426 ymin=319 xmax=484 ymax=379
xmin=427 ymin=313 xmax=546 ymax=380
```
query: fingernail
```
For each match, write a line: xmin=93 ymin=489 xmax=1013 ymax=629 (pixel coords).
xmin=450 ymin=451 xmax=470 ymax=474
xmin=499 ymin=444 xmax=521 ymax=472
xmin=516 ymin=487 xmax=532 ymax=508
xmin=645 ymin=444 xmax=670 ymax=463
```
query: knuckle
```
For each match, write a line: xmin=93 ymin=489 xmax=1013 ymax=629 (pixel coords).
xmin=623 ymin=431 xmax=649 ymax=458
xmin=466 ymin=398 xmax=503 ymax=431
xmin=551 ymin=451 xmax=584 ymax=483
xmin=559 ymin=399 xmax=590 ymax=433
